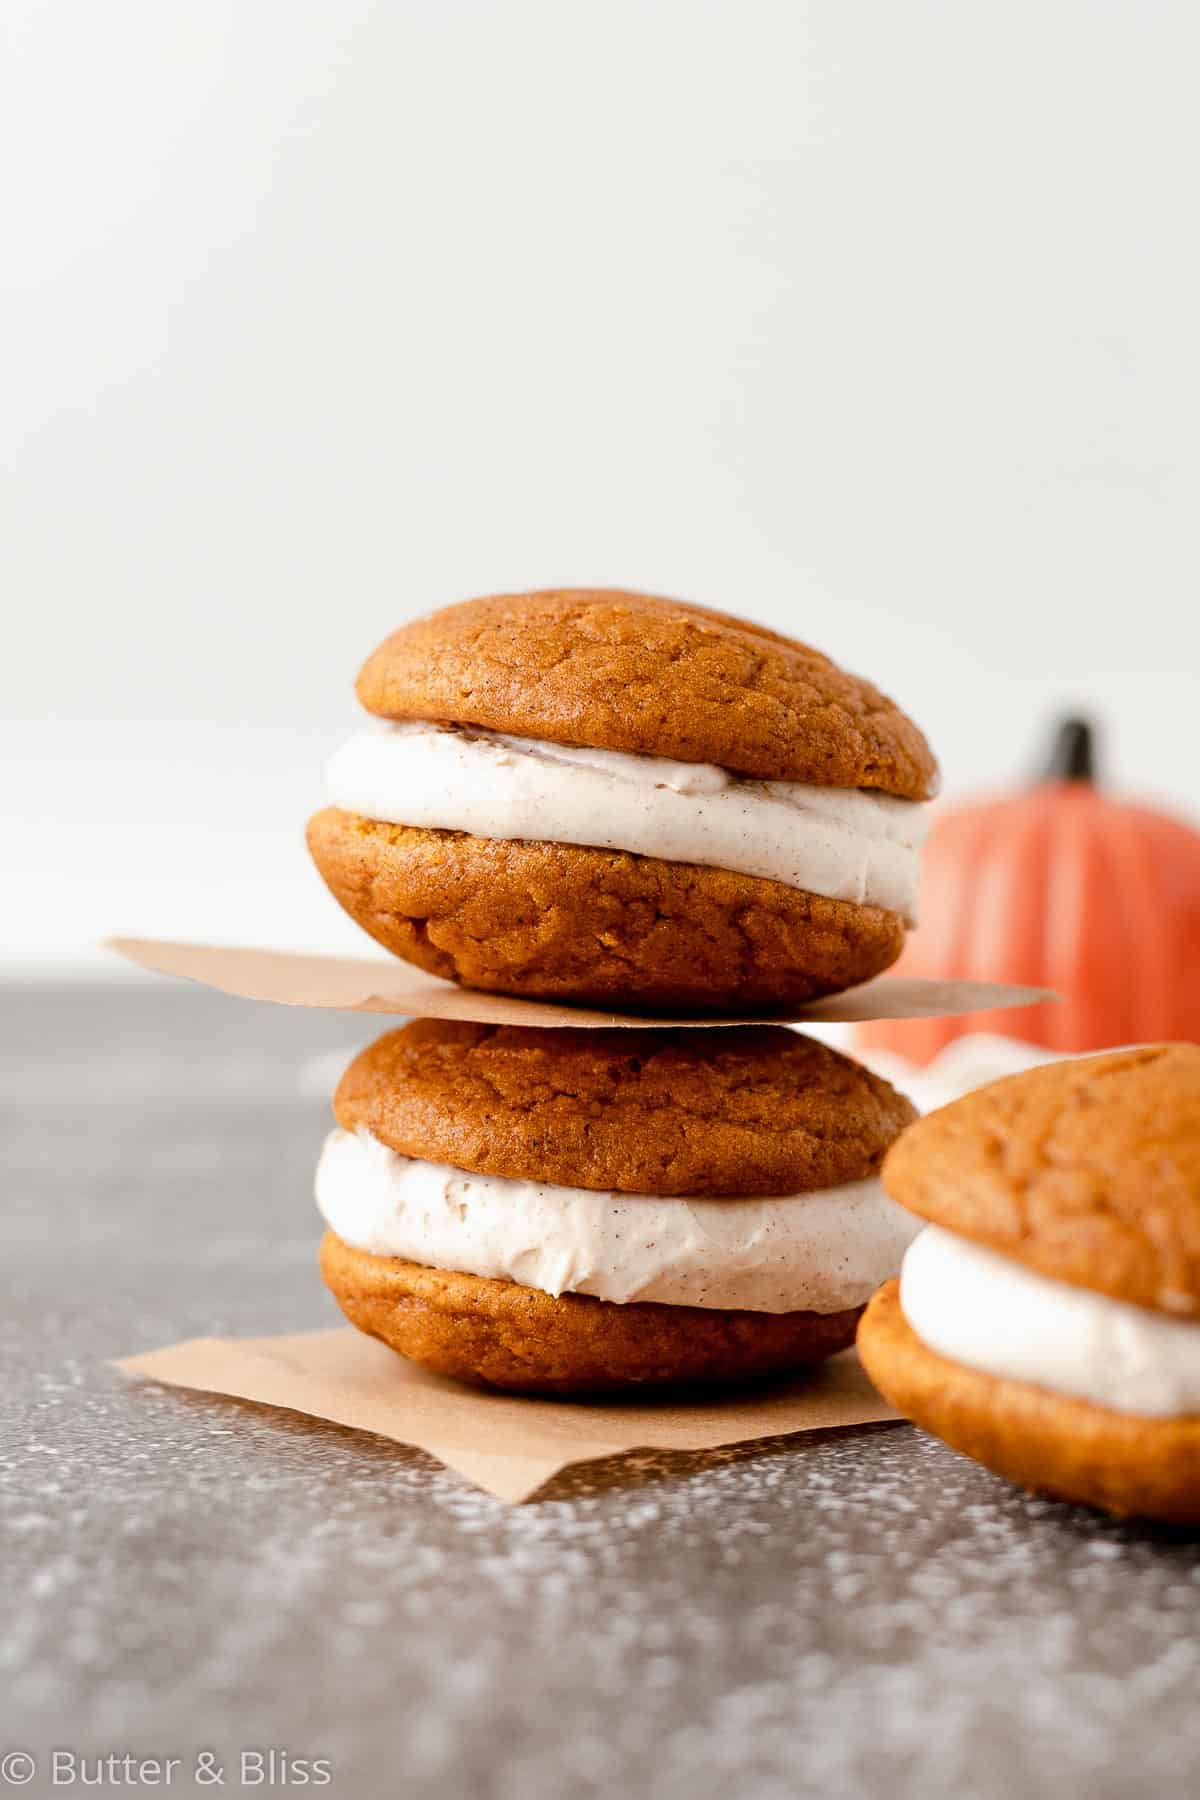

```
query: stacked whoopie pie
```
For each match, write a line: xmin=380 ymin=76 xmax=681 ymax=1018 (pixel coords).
xmin=859 ymin=1045 xmax=1200 ymax=1523
xmin=308 ymin=588 xmax=938 ymax=1011
xmin=307 ymin=589 xmax=940 ymax=1393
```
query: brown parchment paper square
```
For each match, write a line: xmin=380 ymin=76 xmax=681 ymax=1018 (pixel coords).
xmin=116 ymin=1329 xmax=900 ymax=1502
xmin=104 ymin=938 xmax=1054 ymax=1028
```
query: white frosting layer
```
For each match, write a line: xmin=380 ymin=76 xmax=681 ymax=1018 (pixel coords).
xmin=326 ymin=721 xmax=929 ymax=920
xmin=900 ymin=1226 xmax=1200 ymax=1418
xmin=316 ymin=1128 xmax=922 ymax=1314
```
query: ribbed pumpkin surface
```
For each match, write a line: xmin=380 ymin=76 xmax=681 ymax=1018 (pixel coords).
xmin=856 ymin=781 xmax=1200 ymax=1064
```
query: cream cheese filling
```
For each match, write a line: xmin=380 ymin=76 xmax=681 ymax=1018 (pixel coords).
xmin=316 ymin=1127 xmax=922 ymax=1314
xmin=900 ymin=1225 xmax=1200 ymax=1417
xmin=325 ymin=720 xmax=929 ymax=920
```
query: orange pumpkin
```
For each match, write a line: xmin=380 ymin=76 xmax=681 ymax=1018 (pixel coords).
xmin=856 ymin=717 xmax=1200 ymax=1064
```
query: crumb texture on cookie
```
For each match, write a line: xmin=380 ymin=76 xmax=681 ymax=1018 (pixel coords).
xmin=332 ymin=1018 xmax=916 ymax=1198
xmin=883 ymin=1044 xmax=1200 ymax=1317
xmin=321 ymin=1232 xmax=861 ymax=1394
xmin=305 ymin=809 xmax=906 ymax=1009
xmin=858 ymin=1282 xmax=1200 ymax=1524
xmin=354 ymin=590 xmax=938 ymax=799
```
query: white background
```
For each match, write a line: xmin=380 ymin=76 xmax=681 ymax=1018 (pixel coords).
xmin=5 ymin=0 xmax=1199 ymax=971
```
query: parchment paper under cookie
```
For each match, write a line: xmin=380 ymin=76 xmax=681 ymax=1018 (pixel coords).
xmin=115 ymin=1329 xmax=900 ymax=1503
xmin=105 ymin=938 xmax=1054 ymax=1028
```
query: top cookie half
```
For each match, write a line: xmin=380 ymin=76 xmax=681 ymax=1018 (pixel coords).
xmin=355 ymin=590 xmax=938 ymax=799
xmin=883 ymin=1044 xmax=1200 ymax=1317
xmin=334 ymin=1019 xmax=917 ymax=1197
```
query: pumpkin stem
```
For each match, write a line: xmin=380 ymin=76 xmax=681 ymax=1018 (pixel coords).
xmin=1043 ymin=716 xmax=1097 ymax=783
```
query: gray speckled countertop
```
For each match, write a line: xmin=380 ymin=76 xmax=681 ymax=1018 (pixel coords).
xmin=4 ymin=983 xmax=1199 ymax=1799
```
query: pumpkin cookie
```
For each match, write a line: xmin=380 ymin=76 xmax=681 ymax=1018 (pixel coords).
xmin=304 ymin=811 xmax=906 ymax=1011
xmin=858 ymin=1045 xmax=1200 ymax=1522
xmin=332 ymin=1019 xmax=915 ymax=1197
xmin=321 ymin=1234 xmax=864 ymax=1396
xmin=307 ymin=590 xmax=937 ymax=1009
xmin=859 ymin=1283 xmax=1200 ymax=1524
xmin=316 ymin=1020 xmax=921 ymax=1393
xmin=354 ymin=589 xmax=938 ymax=794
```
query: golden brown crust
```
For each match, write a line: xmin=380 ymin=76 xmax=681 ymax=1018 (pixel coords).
xmin=354 ymin=590 xmax=938 ymax=799
xmin=306 ymin=809 xmax=907 ymax=1011
xmin=857 ymin=1282 xmax=1200 ymax=1524
xmin=321 ymin=1232 xmax=861 ymax=1395
xmin=882 ymin=1045 xmax=1200 ymax=1318
xmin=334 ymin=1018 xmax=916 ymax=1197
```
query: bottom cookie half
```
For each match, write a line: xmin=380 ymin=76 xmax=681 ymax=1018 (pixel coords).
xmin=305 ymin=809 xmax=905 ymax=1010
xmin=321 ymin=1232 xmax=861 ymax=1395
xmin=858 ymin=1281 xmax=1200 ymax=1524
